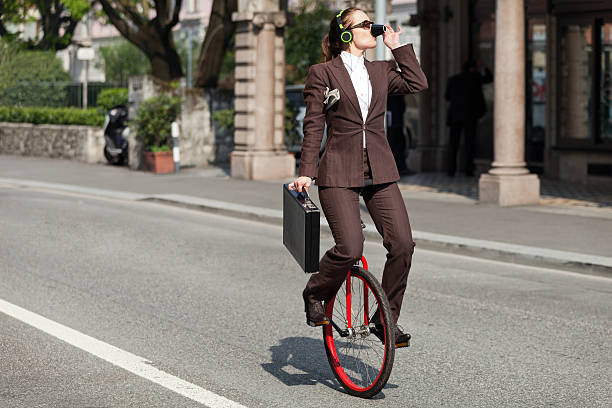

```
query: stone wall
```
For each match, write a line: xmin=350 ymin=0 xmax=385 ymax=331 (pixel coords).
xmin=0 ymin=122 xmax=104 ymax=163
xmin=0 ymin=75 xmax=235 ymax=169
xmin=180 ymin=89 xmax=216 ymax=166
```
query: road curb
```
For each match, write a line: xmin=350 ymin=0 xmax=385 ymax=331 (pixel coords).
xmin=138 ymin=194 xmax=612 ymax=277
xmin=2 ymin=177 xmax=611 ymax=277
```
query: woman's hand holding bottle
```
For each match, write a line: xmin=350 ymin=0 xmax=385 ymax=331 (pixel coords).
xmin=382 ymin=25 xmax=402 ymax=50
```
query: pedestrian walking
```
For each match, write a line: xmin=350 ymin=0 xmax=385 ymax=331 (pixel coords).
xmin=288 ymin=7 xmax=428 ymax=346
xmin=444 ymin=59 xmax=493 ymax=177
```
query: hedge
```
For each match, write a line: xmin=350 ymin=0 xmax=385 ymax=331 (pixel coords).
xmin=0 ymin=106 xmax=104 ymax=127
xmin=0 ymin=50 xmax=72 ymax=107
xmin=96 ymin=88 xmax=129 ymax=112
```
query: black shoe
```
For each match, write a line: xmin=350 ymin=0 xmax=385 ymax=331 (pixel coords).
xmin=394 ymin=326 xmax=411 ymax=348
xmin=303 ymin=289 xmax=329 ymax=327
xmin=369 ymin=321 xmax=411 ymax=348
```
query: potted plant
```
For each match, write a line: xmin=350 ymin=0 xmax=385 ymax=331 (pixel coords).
xmin=134 ymin=94 xmax=181 ymax=174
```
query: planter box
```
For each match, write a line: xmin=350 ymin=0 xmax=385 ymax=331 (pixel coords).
xmin=143 ymin=151 xmax=174 ymax=174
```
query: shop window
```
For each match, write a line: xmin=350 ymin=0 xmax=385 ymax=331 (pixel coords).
xmin=588 ymin=163 xmax=612 ymax=176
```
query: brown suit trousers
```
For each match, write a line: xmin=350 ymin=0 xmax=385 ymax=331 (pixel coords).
xmin=305 ymin=149 xmax=415 ymax=325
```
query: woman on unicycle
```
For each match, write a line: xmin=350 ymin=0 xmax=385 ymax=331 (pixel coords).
xmin=288 ymin=7 xmax=427 ymax=397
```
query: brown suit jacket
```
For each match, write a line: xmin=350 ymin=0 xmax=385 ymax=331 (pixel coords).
xmin=298 ymin=44 xmax=428 ymax=187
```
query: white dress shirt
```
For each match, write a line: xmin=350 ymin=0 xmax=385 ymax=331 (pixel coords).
xmin=340 ymin=50 xmax=371 ymax=148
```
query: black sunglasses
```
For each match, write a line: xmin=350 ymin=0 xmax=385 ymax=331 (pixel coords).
xmin=350 ymin=20 xmax=375 ymax=30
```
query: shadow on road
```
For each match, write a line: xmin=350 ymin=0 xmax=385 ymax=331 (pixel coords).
xmin=261 ymin=336 xmax=396 ymax=399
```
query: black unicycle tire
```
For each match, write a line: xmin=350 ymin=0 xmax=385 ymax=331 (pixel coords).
xmin=323 ymin=265 xmax=395 ymax=398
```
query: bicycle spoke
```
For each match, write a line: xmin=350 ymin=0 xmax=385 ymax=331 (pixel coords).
xmin=363 ymin=339 xmax=384 ymax=360
xmin=363 ymin=342 xmax=372 ymax=386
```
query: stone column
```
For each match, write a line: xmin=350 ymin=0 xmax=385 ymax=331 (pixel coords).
xmin=562 ymin=25 xmax=590 ymax=140
xmin=231 ymin=7 xmax=295 ymax=180
xmin=478 ymin=0 xmax=540 ymax=206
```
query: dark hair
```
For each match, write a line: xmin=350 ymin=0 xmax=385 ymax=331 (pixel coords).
xmin=321 ymin=7 xmax=360 ymax=62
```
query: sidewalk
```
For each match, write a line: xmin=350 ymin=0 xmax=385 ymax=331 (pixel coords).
xmin=1 ymin=155 xmax=611 ymax=275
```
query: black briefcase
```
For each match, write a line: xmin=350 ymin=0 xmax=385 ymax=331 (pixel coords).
xmin=282 ymin=183 xmax=320 ymax=273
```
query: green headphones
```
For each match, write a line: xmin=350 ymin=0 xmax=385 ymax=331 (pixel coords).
xmin=336 ymin=9 xmax=352 ymax=43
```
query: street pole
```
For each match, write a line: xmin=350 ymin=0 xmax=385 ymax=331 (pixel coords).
xmin=375 ymin=0 xmax=386 ymax=61
xmin=83 ymin=60 xmax=89 ymax=109
xmin=171 ymin=121 xmax=181 ymax=173
xmin=187 ymin=29 xmax=193 ymax=88
xmin=77 ymin=47 xmax=94 ymax=110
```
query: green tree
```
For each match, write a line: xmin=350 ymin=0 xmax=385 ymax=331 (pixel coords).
xmin=285 ymin=0 xmax=331 ymax=84
xmin=0 ymin=0 xmax=91 ymax=51
xmin=96 ymin=88 xmax=128 ymax=111
xmin=217 ymin=45 xmax=235 ymax=89
xmin=97 ymin=0 xmax=184 ymax=81
xmin=97 ymin=41 xmax=151 ymax=85
xmin=0 ymin=0 xmax=26 ymax=41
xmin=193 ymin=0 xmax=236 ymax=88
xmin=0 ymin=49 xmax=71 ymax=107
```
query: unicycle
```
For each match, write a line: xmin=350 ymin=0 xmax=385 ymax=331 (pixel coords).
xmin=323 ymin=253 xmax=395 ymax=398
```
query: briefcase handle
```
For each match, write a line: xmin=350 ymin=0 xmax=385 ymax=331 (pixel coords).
xmin=285 ymin=183 xmax=310 ymax=198
xmin=285 ymin=183 xmax=317 ymax=210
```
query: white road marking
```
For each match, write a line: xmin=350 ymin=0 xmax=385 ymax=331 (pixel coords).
xmin=0 ymin=298 xmax=247 ymax=408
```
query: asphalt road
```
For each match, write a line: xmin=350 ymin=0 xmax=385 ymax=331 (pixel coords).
xmin=0 ymin=186 xmax=610 ymax=407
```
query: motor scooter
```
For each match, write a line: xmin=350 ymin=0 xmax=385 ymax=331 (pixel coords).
xmin=103 ymin=104 xmax=129 ymax=165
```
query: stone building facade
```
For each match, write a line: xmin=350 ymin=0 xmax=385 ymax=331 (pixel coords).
xmin=414 ymin=0 xmax=612 ymax=186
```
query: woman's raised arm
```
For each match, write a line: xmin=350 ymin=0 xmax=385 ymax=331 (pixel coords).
xmin=387 ymin=44 xmax=428 ymax=95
